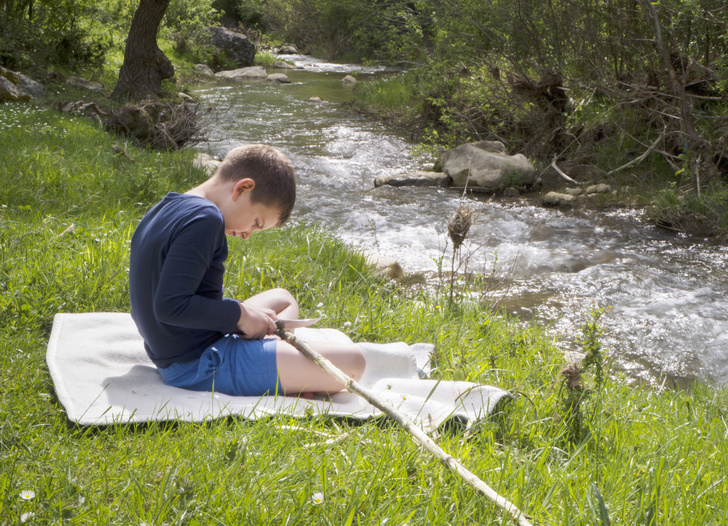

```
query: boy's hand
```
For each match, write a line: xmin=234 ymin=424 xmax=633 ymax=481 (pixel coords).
xmin=237 ymin=301 xmax=278 ymax=339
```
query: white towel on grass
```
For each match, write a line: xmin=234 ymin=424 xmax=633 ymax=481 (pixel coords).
xmin=46 ymin=312 xmax=510 ymax=431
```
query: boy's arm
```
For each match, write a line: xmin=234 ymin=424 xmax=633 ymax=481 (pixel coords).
xmin=153 ymin=216 xmax=241 ymax=333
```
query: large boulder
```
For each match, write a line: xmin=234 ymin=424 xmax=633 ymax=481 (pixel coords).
xmin=441 ymin=141 xmax=537 ymax=190
xmin=215 ymin=66 xmax=268 ymax=81
xmin=208 ymin=26 xmax=256 ymax=67
xmin=0 ymin=66 xmax=44 ymax=102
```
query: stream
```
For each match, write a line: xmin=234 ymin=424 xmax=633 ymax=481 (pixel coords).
xmin=193 ymin=55 xmax=728 ymax=387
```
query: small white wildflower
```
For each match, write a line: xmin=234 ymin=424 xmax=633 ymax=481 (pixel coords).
xmin=311 ymin=491 xmax=324 ymax=505
xmin=343 ymin=321 xmax=352 ymax=328
xmin=19 ymin=490 xmax=35 ymax=500
xmin=20 ymin=512 xmax=35 ymax=523
xmin=316 ymin=302 xmax=324 ymax=308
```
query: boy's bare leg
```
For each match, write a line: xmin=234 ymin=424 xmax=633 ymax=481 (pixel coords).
xmin=241 ymin=288 xmax=299 ymax=320
xmin=276 ymin=340 xmax=366 ymax=395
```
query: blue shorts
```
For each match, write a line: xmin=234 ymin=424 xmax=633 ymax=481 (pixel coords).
xmin=157 ymin=335 xmax=280 ymax=396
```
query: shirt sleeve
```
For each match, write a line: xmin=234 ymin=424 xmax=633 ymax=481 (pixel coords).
xmin=152 ymin=210 xmax=240 ymax=333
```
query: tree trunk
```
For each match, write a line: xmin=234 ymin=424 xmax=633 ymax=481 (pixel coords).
xmin=638 ymin=0 xmax=715 ymax=192
xmin=110 ymin=0 xmax=174 ymax=101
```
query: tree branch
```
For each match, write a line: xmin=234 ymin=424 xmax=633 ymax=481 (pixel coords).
xmin=605 ymin=127 xmax=667 ymax=176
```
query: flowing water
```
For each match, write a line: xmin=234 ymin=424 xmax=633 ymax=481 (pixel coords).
xmin=193 ymin=56 xmax=728 ymax=387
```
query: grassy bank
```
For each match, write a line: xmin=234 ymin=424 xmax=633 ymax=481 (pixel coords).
xmin=2 ymin=104 xmax=728 ymax=525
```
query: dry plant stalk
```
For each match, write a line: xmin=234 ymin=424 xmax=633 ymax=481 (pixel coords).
xmin=446 ymin=203 xmax=476 ymax=304
xmin=275 ymin=324 xmax=533 ymax=526
xmin=447 ymin=204 xmax=474 ymax=251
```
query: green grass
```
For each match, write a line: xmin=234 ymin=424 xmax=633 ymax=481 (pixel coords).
xmin=352 ymin=73 xmax=422 ymax=127
xmin=1 ymin=104 xmax=728 ymax=525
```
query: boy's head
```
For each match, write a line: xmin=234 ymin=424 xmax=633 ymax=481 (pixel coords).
xmin=215 ymin=144 xmax=296 ymax=224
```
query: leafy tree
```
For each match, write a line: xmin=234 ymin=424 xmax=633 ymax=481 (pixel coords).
xmin=1 ymin=0 xmax=106 ymax=70
xmin=110 ymin=0 xmax=174 ymax=100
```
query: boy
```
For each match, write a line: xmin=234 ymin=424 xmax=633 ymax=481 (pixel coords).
xmin=129 ymin=144 xmax=365 ymax=397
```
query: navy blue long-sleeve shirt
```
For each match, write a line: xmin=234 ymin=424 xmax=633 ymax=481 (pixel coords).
xmin=129 ymin=193 xmax=241 ymax=368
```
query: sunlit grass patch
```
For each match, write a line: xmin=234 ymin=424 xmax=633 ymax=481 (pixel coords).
xmin=1 ymin=105 xmax=728 ymax=525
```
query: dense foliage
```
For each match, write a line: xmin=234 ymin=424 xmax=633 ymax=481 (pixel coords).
xmin=2 ymin=0 xmax=728 ymax=235
xmin=0 ymin=0 xmax=220 ymax=75
xmin=219 ymin=0 xmax=728 ymax=237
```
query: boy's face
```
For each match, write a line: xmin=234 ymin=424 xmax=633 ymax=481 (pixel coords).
xmin=223 ymin=179 xmax=281 ymax=240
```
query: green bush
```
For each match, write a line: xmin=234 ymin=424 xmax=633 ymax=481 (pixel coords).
xmin=164 ymin=0 xmax=220 ymax=52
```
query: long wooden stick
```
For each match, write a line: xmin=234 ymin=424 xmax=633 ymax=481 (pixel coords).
xmin=275 ymin=324 xmax=533 ymax=526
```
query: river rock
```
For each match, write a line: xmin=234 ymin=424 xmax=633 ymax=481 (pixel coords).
xmin=274 ymin=61 xmax=294 ymax=69
xmin=195 ymin=64 xmax=215 ymax=76
xmin=193 ymin=152 xmax=221 ymax=176
xmin=67 ymin=76 xmax=105 ymax=95
xmin=215 ymin=66 xmax=268 ymax=80
xmin=341 ymin=75 xmax=357 ymax=84
xmin=208 ymin=26 xmax=256 ymax=67
xmin=0 ymin=66 xmax=44 ymax=101
xmin=585 ymin=183 xmax=613 ymax=195
xmin=374 ymin=171 xmax=449 ymax=188
xmin=364 ymin=252 xmax=405 ymax=280
xmin=541 ymin=191 xmax=576 ymax=207
xmin=266 ymin=73 xmax=290 ymax=83
xmin=441 ymin=140 xmax=536 ymax=190
xmin=309 ymin=96 xmax=324 ymax=103
xmin=277 ymin=44 xmax=299 ymax=54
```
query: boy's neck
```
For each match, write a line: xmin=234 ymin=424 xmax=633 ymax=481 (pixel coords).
xmin=186 ymin=178 xmax=228 ymax=209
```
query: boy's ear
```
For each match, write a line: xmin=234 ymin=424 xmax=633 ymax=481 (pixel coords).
xmin=232 ymin=178 xmax=255 ymax=200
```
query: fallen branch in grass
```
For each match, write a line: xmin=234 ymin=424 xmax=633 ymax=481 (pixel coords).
xmin=551 ymin=158 xmax=580 ymax=185
xmin=275 ymin=323 xmax=533 ymax=526
xmin=605 ymin=127 xmax=667 ymax=176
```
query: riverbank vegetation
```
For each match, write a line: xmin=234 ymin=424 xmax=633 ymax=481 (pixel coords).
xmin=231 ymin=0 xmax=728 ymax=240
xmin=2 ymin=0 xmax=728 ymax=238
xmin=2 ymin=98 xmax=728 ymax=524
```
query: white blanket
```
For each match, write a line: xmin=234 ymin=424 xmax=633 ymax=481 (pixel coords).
xmin=46 ymin=313 xmax=510 ymax=431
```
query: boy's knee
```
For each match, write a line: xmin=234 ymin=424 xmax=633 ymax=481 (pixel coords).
xmin=274 ymin=288 xmax=298 ymax=306
xmin=347 ymin=345 xmax=367 ymax=381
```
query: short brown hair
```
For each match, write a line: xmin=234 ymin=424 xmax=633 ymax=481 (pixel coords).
xmin=216 ymin=144 xmax=296 ymax=224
